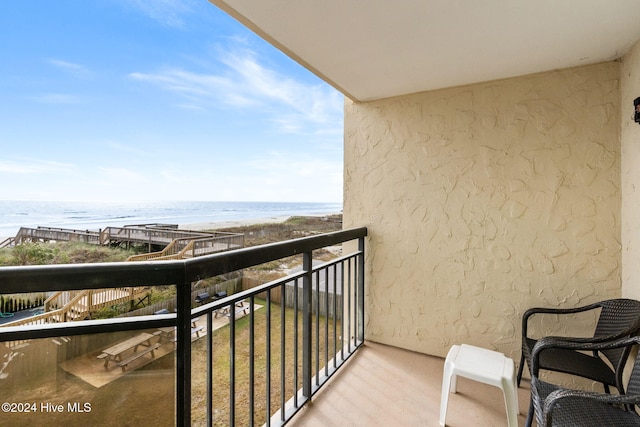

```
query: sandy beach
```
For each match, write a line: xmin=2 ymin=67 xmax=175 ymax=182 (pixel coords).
xmin=0 ymin=212 xmax=341 ymax=241
xmin=0 ymin=201 xmax=343 ymax=241
xmin=181 ymin=211 xmax=343 ymax=231
xmin=181 ymin=215 xmax=292 ymax=231
xmin=0 ymin=217 xmax=286 ymax=241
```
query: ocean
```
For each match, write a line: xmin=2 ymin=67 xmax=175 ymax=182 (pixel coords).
xmin=0 ymin=200 xmax=343 ymax=238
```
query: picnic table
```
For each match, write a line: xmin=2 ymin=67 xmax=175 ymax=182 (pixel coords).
xmin=214 ymin=300 xmax=250 ymax=318
xmin=98 ymin=332 xmax=159 ymax=370
xmin=153 ymin=318 xmax=203 ymax=342
xmin=154 ymin=327 xmax=176 ymax=342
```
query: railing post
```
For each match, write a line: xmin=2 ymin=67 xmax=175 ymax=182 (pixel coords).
xmin=358 ymin=236 xmax=365 ymax=342
xmin=302 ymin=251 xmax=313 ymax=398
xmin=176 ymin=277 xmax=191 ymax=427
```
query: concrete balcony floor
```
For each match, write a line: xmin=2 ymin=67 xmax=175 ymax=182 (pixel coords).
xmin=288 ymin=341 xmax=531 ymax=427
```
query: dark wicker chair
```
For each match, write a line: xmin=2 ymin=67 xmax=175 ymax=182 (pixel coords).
xmin=529 ymin=336 xmax=640 ymax=426
xmin=518 ymin=298 xmax=640 ymax=394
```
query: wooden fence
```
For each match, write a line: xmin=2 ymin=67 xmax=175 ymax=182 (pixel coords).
xmin=120 ymin=277 xmax=243 ymax=317
xmin=242 ymin=277 xmax=343 ymax=320
xmin=0 ymin=292 xmax=48 ymax=314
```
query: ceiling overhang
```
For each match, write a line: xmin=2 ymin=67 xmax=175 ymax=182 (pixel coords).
xmin=210 ymin=0 xmax=640 ymax=102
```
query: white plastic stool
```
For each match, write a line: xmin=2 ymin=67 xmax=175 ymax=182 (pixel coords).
xmin=439 ymin=344 xmax=519 ymax=427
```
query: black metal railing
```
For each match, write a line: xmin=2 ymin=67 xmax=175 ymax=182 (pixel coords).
xmin=0 ymin=227 xmax=367 ymax=426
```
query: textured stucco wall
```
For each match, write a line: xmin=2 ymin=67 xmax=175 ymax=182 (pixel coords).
xmin=343 ymin=62 xmax=622 ymax=360
xmin=622 ymin=40 xmax=640 ymax=300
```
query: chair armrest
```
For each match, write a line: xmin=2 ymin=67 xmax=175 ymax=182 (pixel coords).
xmin=543 ymin=388 xmax=640 ymax=426
xmin=521 ymin=302 xmax=601 ymax=339
xmin=531 ymin=335 xmax=640 ymax=376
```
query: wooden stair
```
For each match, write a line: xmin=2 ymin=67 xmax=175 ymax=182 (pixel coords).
xmin=1 ymin=287 xmax=149 ymax=327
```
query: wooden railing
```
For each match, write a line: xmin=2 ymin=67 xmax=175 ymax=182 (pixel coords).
xmin=0 ymin=237 xmax=14 ymax=248
xmin=126 ymin=239 xmax=181 ymax=261
xmin=44 ymin=289 xmax=78 ymax=311
xmin=15 ymin=227 xmax=102 ymax=245
xmin=100 ymin=226 xmax=214 ymax=246
xmin=126 ymin=234 xmax=244 ymax=261
xmin=11 ymin=225 xmax=243 ymax=254
xmin=6 ymin=287 xmax=149 ymax=327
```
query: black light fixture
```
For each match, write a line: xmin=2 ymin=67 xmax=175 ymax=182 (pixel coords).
xmin=635 ymin=97 xmax=640 ymax=125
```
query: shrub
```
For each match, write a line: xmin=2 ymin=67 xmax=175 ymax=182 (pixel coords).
xmin=10 ymin=242 xmax=58 ymax=265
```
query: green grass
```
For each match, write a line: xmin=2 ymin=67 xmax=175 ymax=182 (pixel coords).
xmin=0 ymin=241 xmax=134 ymax=266
xmin=191 ymin=298 xmax=342 ymax=427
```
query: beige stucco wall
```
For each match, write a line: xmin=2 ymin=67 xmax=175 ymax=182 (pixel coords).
xmin=343 ymin=62 xmax=622 ymax=360
xmin=622 ymin=39 xmax=640 ymax=300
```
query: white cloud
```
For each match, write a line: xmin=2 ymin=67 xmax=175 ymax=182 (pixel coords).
xmin=48 ymin=59 xmax=91 ymax=78
xmin=125 ymin=0 xmax=197 ymax=29
xmin=244 ymin=151 xmax=343 ymax=201
xmin=0 ymin=160 xmax=72 ymax=175
xmin=129 ymin=45 xmax=344 ymax=135
xmin=129 ymin=69 xmax=240 ymax=104
xmin=117 ymin=149 xmax=343 ymax=203
xmin=97 ymin=166 xmax=149 ymax=183
xmin=218 ymin=48 xmax=344 ymax=131
xmin=176 ymin=103 xmax=205 ymax=112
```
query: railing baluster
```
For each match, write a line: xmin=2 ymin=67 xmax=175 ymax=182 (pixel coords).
xmin=229 ymin=302 xmax=236 ymax=427
xmin=346 ymin=258 xmax=351 ymax=354
xmin=280 ymin=281 xmax=286 ymax=422
xmin=249 ymin=295 xmax=255 ymax=427
xmin=325 ymin=265 xmax=330 ymax=377
xmin=206 ymin=311 xmax=213 ymax=427
xmin=266 ymin=289 xmax=272 ymax=427
xmin=315 ymin=268 xmax=320 ymax=386
xmin=333 ymin=264 xmax=342 ymax=369
xmin=293 ymin=277 xmax=299 ymax=408
xmin=341 ymin=259 xmax=346 ymax=361
xmin=358 ymin=236 xmax=365 ymax=343
xmin=302 ymin=251 xmax=313 ymax=400
xmin=176 ymin=278 xmax=191 ymax=427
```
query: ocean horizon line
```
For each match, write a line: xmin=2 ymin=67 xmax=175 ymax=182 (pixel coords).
xmin=0 ymin=200 xmax=343 ymax=239
xmin=0 ymin=198 xmax=342 ymax=204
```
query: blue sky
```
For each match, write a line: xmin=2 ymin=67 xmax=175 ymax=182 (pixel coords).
xmin=0 ymin=1 xmax=344 ymax=203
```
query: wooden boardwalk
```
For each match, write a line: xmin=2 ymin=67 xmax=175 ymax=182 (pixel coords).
xmin=8 ymin=224 xmax=244 ymax=260
xmin=0 ymin=224 xmax=244 ymax=328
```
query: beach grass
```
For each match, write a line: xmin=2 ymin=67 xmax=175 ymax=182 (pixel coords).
xmin=0 ymin=241 xmax=135 ymax=266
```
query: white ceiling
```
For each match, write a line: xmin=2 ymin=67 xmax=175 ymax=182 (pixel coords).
xmin=210 ymin=0 xmax=640 ymax=102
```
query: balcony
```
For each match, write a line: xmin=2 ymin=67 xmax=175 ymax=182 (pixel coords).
xmin=0 ymin=228 xmax=367 ymax=426
xmin=0 ymin=226 xmax=537 ymax=426
xmin=286 ymin=341 xmax=531 ymax=426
